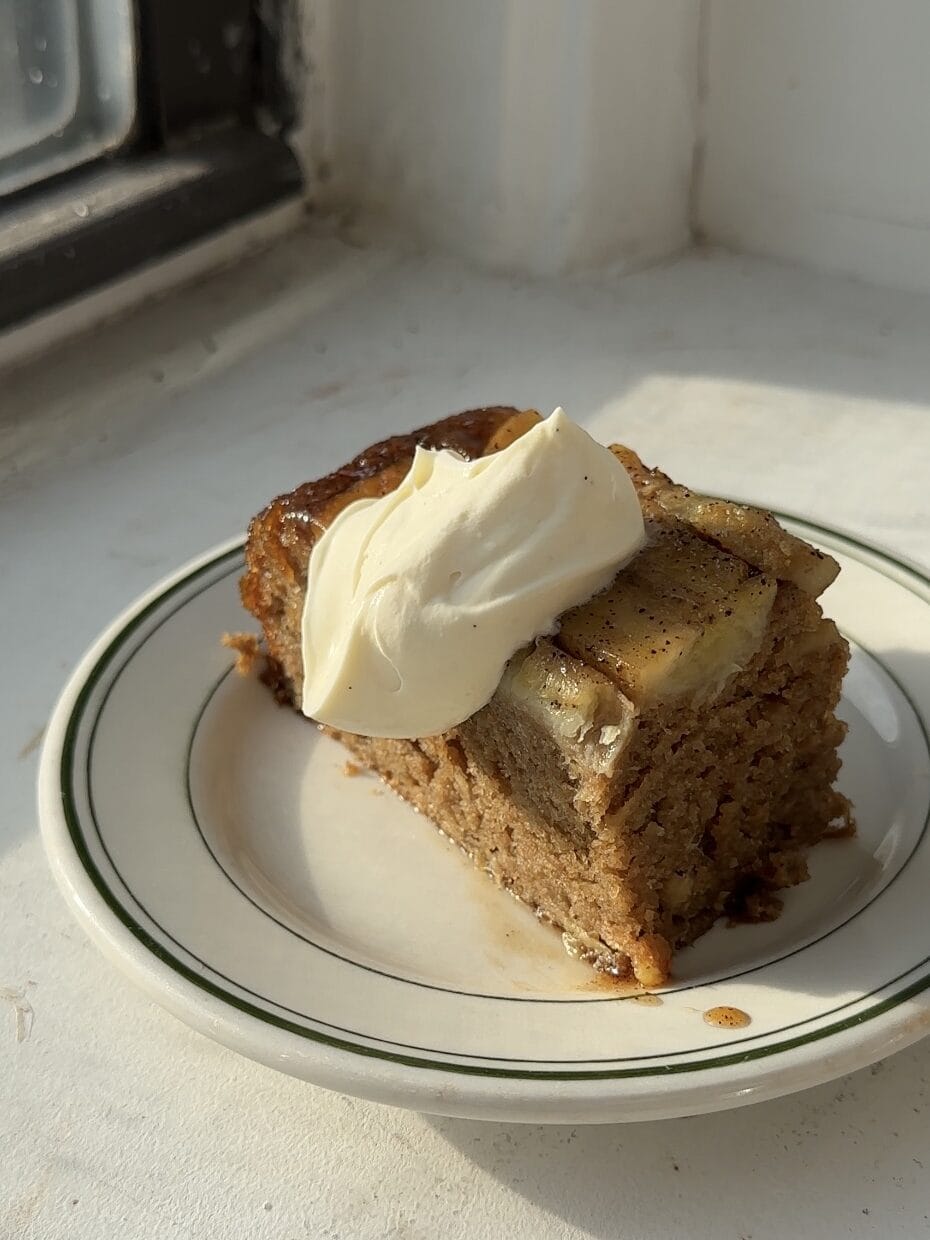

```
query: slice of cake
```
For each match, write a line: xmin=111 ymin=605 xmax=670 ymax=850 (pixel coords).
xmin=241 ymin=407 xmax=851 ymax=986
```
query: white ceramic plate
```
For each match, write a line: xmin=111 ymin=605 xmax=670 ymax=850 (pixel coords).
xmin=40 ymin=517 xmax=930 ymax=1123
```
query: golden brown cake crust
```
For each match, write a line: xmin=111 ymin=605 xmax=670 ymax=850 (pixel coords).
xmin=241 ymin=407 xmax=540 ymax=696
xmin=242 ymin=406 xmax=537 ymax=610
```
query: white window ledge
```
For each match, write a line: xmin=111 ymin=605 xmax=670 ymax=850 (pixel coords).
xmin=3 ymin=220 xmax=930 ymax=1239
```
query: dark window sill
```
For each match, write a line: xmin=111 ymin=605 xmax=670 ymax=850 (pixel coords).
xmin=0 ymin=128 xmax=303 ymax=332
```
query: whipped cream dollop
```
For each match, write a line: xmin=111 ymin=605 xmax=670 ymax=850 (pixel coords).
xmin=300 ymin=408 xmax=645 ymax=738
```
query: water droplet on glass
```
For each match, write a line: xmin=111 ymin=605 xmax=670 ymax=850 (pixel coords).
xmin=35 ymin=36 xmax=47 ymax=51
xmin=97 ymin=87 xmax=111 ymax=102
xmin=72 ymin=202 xmax=89 ymax=219
xmin=223 ymin=22 xmax=243 ymax=48
xmin=28 ymin=67 xmax=43 ymax=85
xmin=46 ymin=74 xmax=57 ymax=88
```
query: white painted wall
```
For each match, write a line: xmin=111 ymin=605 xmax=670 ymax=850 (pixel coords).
xmin=302 ymin=0 xmax=930 ymax=293
xmin=308 ymin=0 xmax=699 ymax=275
xmin=698 ymin=0 xmax=930 ymax=292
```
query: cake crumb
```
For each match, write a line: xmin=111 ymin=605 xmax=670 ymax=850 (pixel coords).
xmin=343 ymin=760 xmax=363 ymax=778
xmin=727 ymin=884 xmax=784 ymax=925
xmin=823 ymin=821 xmax=857 ymax=840
xmin=222 ymin=632 xmax=262 ymax=676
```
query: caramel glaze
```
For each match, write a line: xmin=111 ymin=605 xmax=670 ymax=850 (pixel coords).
xmin=703 ymin=1005 xmax=751 ymax=1029
xmin=241 ymin=406 xmax=540 ymax=634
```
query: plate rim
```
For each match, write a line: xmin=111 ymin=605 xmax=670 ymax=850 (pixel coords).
xmin=38 ymin=516 xmax=930 ymax=1119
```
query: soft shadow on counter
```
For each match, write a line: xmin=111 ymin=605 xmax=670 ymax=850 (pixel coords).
xmin=423 ymin=1036 xmax=930 ymax=1239
xmin=421 ymin=643 xmax=930 ymax=1238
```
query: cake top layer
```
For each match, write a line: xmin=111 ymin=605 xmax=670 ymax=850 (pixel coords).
xmin=241 ymin=407 xmax=840 ymax=716
xmin=244 ymin=405 xmax=837 ymax=605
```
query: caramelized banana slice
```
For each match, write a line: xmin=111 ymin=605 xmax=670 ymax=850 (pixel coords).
xmin=611 ymin=444 xmax=838 ymax=598
xmin=557 ymin=520 xmax=776 ymax=707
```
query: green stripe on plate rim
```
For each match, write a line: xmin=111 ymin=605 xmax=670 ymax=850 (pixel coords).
xmin=59 ymin=519 xmax=930 ymax=1080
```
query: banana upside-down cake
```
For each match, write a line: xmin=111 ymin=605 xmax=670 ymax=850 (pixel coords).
xmin=240 ymin=406 xmax=851 ymax=987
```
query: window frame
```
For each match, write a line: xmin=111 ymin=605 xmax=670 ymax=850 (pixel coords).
xmin=0 ymin=0 xmax=303 ymax=332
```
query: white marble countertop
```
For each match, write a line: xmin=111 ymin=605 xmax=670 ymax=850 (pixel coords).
xmin=4 ymin=227 xmax=930 ymax=1239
